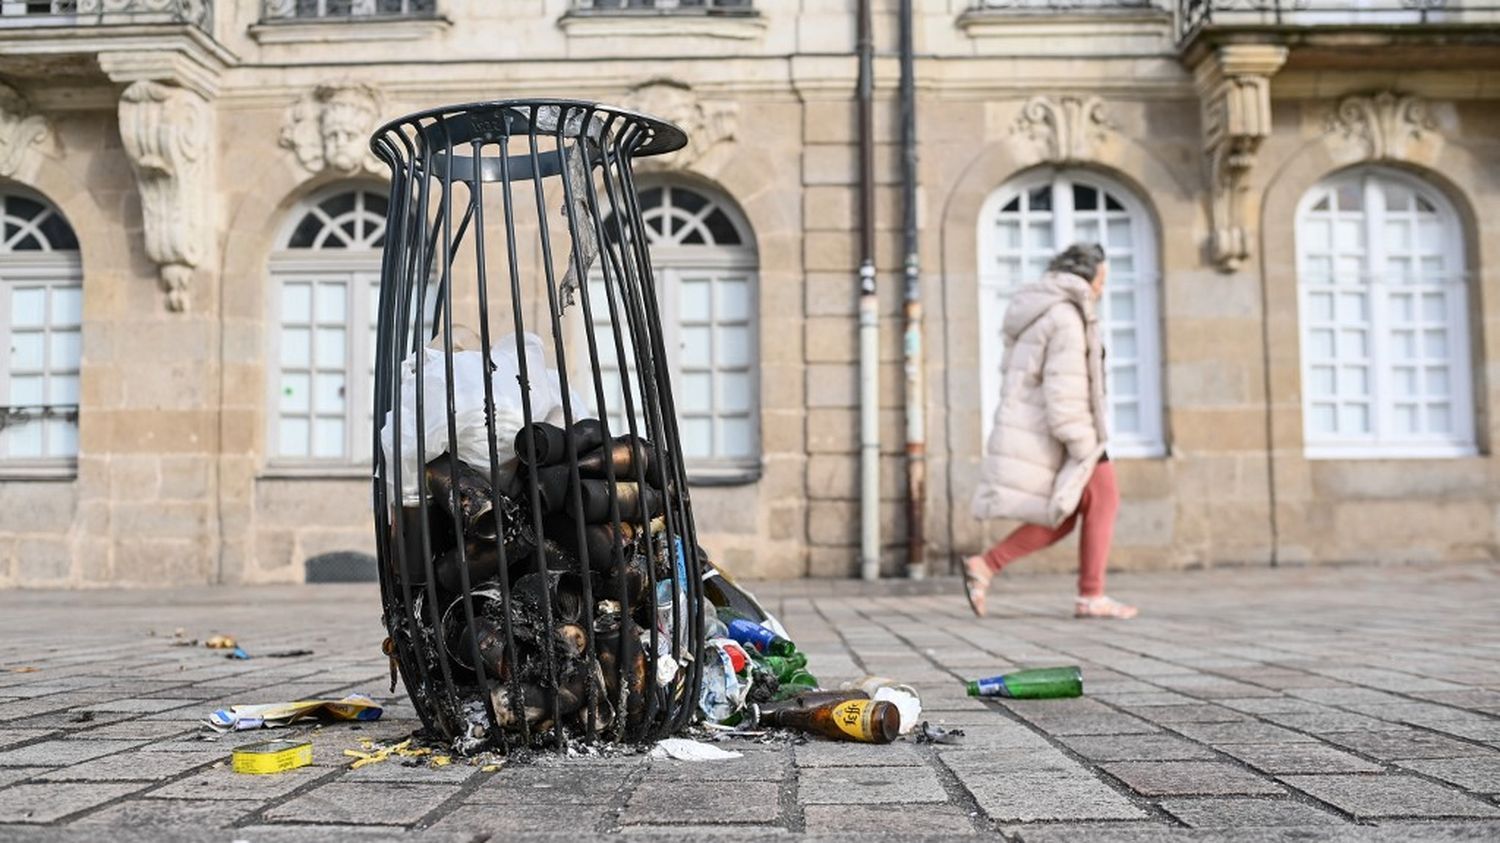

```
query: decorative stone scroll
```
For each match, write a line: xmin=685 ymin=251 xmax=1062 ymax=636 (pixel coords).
xmin=1010 ymin=95 xmax=1113 ymax=164
xmin=0 ymin=83 xmax=52 ymax=181
xmin=623 ymin=80 xmax=737 ymax=168
xmin=118 ymin=80 xmax=213 ymax=312
xmin=1192 ymin=43 xmax=1287 ymax=273
xmin=280 ymin=84 xmax=385 ymax=175
xmin=1325 ymin=91 xmax=1438 ymax=164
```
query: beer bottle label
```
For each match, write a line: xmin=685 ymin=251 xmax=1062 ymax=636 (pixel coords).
xmin=830 ymin=699 xmax=874 ymax=742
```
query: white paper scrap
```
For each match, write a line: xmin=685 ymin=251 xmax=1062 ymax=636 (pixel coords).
xmin=650 ymin=738 xmax=743 ymax=761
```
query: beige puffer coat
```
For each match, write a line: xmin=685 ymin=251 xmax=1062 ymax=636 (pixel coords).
xmin=971 ymin=271 xmax=1109 ymax=528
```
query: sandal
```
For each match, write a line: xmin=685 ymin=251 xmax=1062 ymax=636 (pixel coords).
xmin=962 ymin=555 xmax=992 ymax=618
xmin=1074 ymin=595 xmax=1138 ymax=620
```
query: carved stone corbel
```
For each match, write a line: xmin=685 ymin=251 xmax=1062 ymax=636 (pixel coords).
xmin=280 ymin=84 xmax=384 ymax=175
xmin=1010 ymin=94 xmax=1113 ymax=164
xmin=1325 ymin=91 xmax=1440 ymax=164
xmin=118 ymin=79 xmax=212 ymax=312
xmin=1193 ymin=44 xmax=1287 ymax=272
xmin=0 ymin=83 xmax=53 ymax=182
xmin=622 ymin=80 xmax=737 ymax=168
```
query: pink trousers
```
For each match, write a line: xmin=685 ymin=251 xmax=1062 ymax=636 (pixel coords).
xmin=981 ymin=460 xmax=1118 ymax=598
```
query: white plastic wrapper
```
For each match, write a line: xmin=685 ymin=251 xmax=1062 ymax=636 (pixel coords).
xmin=379 ymin=332 xmax=589 ymax=504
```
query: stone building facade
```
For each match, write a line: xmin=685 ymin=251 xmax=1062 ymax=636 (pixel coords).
xmin=0 ymin=0 xmax=1496 ymax=586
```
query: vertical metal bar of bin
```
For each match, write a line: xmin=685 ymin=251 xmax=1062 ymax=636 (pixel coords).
xmin=613 ymin=144 xmax=689 ymax=736
xmin=410 ymin=123 xmax=463 ymax=736
xmin=468 ymin=137 xmax=519 ymax=753
xmin=550 ymin=105 xmax=601 ymax=742
xmin=495 ymin=114 xmax=546 ymax=747
xmin=606 ymin=133 xmax=667 ymax=736
xmin=432 ymin=116 xmax=497 ymax=747
xmin=572 ymin=113 xmax=649 ymax=739
xmin=592 ymin=123 xmax=651 ymax=740
xmin=519 ymin=107 xmax=565 ymax=750
xmin=373 ymin=129 xmax=435 ymax=725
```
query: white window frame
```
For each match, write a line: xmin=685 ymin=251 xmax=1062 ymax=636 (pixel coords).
xmin=583 ymin=182 xmax=761 ymax=484
xmin=266 ymin=186 xmax=387 ymax=476
xmin=977 ymin=169 xmax=1165 ymax=458
xmin=0 ymin=192 xmax=82 ymax=479
xmin=1296 ymin=167 xmax=1475 ymax=460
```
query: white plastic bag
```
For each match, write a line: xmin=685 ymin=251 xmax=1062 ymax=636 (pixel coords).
xmin=380 ymin=332 xmax=591 ymax=503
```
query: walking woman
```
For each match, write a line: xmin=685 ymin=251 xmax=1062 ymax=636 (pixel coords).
xmin=964 ymin=243 xmax=1138 ymax=620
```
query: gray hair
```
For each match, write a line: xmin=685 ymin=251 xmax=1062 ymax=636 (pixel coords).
xmin=1047 ymin=243 xmax=1107 ymax=281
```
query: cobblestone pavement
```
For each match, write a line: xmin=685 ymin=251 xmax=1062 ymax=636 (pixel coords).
xmin=0 ymin=563 xmax=1498 ymax=841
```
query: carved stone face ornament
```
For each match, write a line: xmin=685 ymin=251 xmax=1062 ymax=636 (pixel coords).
xmin=281 ymin=84 xmax=383 ymax=176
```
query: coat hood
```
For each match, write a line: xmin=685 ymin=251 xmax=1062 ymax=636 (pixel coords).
xmin=1002 ymin=272 xmax=1096 ymax=342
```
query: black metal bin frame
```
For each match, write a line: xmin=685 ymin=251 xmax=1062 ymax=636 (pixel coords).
xmin=368 ymin=100 xmax=705 ymax=752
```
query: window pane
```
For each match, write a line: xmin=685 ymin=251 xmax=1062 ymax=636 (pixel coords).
xmin=1306 ymin=293 xmax=1334 ymax=321
xmin=1113 ymin=401 xmax=1140 ymax=434
xmin=46 ymin=419 xmax=77 ymax=458
xmin=719 ymin=372 xmax=752 ymax=413
xmin=314 ymin=418 xmax=344 ymax=458
xmin=679 ymin=372 xmax=712 ymax=414
xmin=1109 ymin=366 xmax=1138 ymax=397
xmin=1109 ymin=291 xmax=1134 ymax=322
xmin=719 ymin=325 xmax=752 ymax=368
xmin=4 ymin=419 xmax=42 ymax=457
xmin=281 ymin=328 xmax=311 ymax=368
xmin=1423 ymin=330 xmax=1447 ymax=358
xmin=315 ymin=327 xmax=346 ymax=367
xmin=282 ymin=283 xmax=313 ymax=323
xmin=10 ymin=374 xmax=43 ymax=404
xmin=679 ymin=416 xmax=712 ymax=460
xmin=1106 ymin=218 xmax=1131 ymax=247
xmin=1393 ymin=404 xmax=1418 ymax=434
xmin=1341 ymin=403 xmax=1370 ymax=434
xmin=1421 ymin=293 xmax=1445 ymax=322
xmin=1427 ymin=403 xmax=1451 ymax=433
xmin=1310 ymin=403 xmax=1337 ymax=435
xmin=1426 ymin=366 xmax=1449 ymax=396
xmin=1391 ymin=366 xmax=1417 ymax=398
xmin=10 ymin=287 xmax=44 ymax=328
xmin=279 ymin=417 xmax=309 ymax=457
xmin=1309 ymin=366 xmax=1336 ymax=397
xmin=280 ymin=373 xmax=310 ymax=413
xmin=680 ymin=326 xmax=711 ymax=362
xmin=9 ymin=332 xmax=43 ymax=369
xmin=51 ymin=287 xmax=81 ymax=326
xmin=315 ymin=372 xmax=346 ymax=413
xmin=1111 ymin=329 xmax=1136 ymax=359
xmin=49 ymin=331 xmax=80 ymax=369
xmin=718 ymin=279 xmax=751 ymax=321
xmin=720 ymin=416 xmax=754 ymax=459
xmin=679 ymin=280 xmax=711 ymax=322
xmin=316 ymin=282 xmax=347 ymax=322
xmin=48 ymin=374 xmax=78 ymax=405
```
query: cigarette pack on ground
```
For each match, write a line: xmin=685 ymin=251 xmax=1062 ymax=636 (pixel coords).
xmin=232 ymin=739 xmax=312 ymax=774
xmin=207 ymin=693 xmax=383 ymax=732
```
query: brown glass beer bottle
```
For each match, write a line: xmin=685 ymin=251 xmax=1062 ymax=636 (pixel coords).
xmin=755 ymin=697 xmax=900 ymax=744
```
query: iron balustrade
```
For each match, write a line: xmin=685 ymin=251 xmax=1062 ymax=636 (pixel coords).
xmin=261 ymin=0 xmax=435 ymax=21
xmin=969 ymin=0 xmax=1158 ymax=9
xmin=571 ymin=0 xmax=755 ymax=13
xmin=1180 ymin=0 xmax=1500 ymax=38
xmin=0 ymin=0 xmax=209 ymax=27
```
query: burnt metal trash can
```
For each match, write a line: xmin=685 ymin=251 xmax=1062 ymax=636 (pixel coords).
xmin=368 ymin=100 xmax=705 ymax=753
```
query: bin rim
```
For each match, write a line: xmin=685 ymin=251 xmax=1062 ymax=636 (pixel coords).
xmin=370 ymin=98 xmax=688 ymax=159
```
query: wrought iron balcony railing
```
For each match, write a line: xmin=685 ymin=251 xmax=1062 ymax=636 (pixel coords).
xmin=261 ymin=0 xmax=435 ymax=21
xmin=1181 ymin=0 xmax=1500 ymax=39
xmin=0 ymin=0 xmax=209 ymax=28
xmin=571 ymin=0 xmax=755 ymax=13
xmin=970 ymin=0 xmax=1158 ymax=10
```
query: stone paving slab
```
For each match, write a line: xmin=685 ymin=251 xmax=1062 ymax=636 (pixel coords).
xmin=1157 ymin=796 xmax=1348 ymax=828
xmin=0 ymin=563 xmax=1498 ymax=838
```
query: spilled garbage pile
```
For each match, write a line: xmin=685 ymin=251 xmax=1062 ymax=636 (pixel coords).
xmin=379 ymin=333 xmax=707 ymax=751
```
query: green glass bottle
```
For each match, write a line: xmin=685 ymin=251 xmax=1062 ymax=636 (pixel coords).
xmin=755 ymin=652 xmax=809 ymax=680
xmin=964 ymin=666 xmax=1082 ymax=699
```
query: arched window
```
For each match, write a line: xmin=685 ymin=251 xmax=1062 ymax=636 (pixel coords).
xmin=977 ymin=171 xmax=1164 ymax=457
xmin=0 ymin=192 xmax=81 ymax=467
xmin=1296 ymin=168 xmax=1473 ymax=457
xmin=588 ymin=183 xmax=759 ymax=480
xmin=269 ymin=187 xmax=387 ymax=466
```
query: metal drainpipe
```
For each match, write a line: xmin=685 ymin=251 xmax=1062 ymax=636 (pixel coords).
xmin=857 ymin=0 xmax=880 ymax=581
xmin=898 ymin=0 xmax=925 ymax=580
